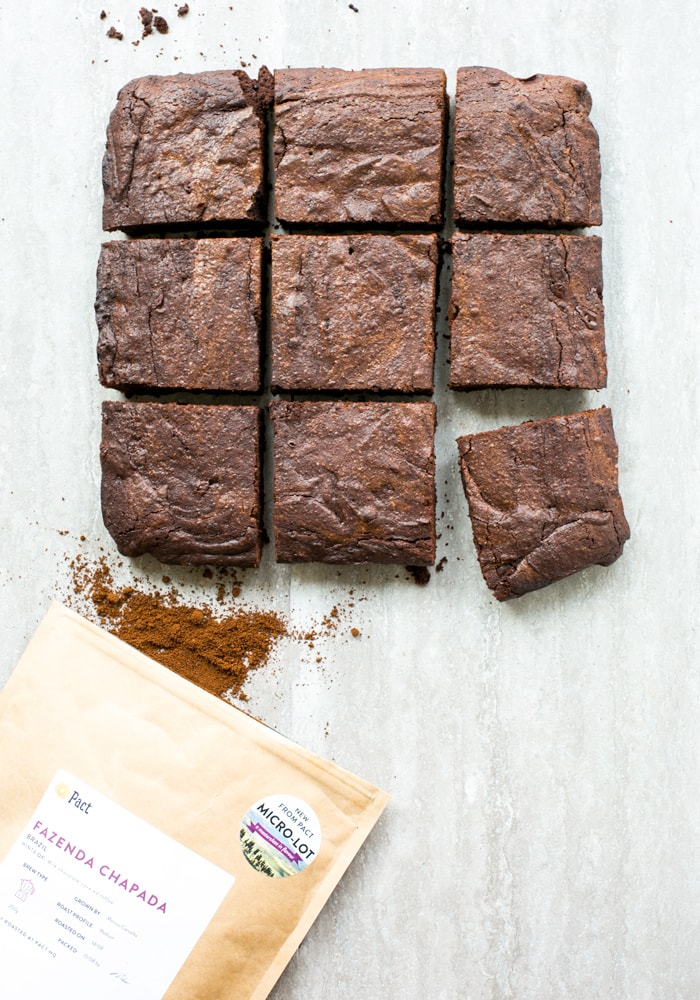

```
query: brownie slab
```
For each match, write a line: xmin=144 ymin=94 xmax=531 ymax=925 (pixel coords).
xmin=271 ymin=234 xmax=438 ymax=393
xmin=449 ymin=233 xmax=606 ymax=389
xmin=271 ymin=401 xmax=436 ymax=564
xmin=101 ymin=402 xmax=262 ymax=566
xmin=102 ymin=69 xmax=272 ymax=231
xmin=96 ymin=238 xmax=262 ymax=393
xmin=453 ymin=67 xmax=602 ymax=227
xmin=457 ymin=408 xmax=629 ymax=600
xmin=273 ymin=68 xmax=447 ymax=226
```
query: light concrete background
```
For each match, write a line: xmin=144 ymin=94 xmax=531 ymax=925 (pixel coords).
xmin=1 ymin=1 xmax=699 ymax=997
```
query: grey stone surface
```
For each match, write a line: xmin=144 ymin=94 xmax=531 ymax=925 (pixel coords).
xmin=1 ymin=2 xmax=699 ymax=999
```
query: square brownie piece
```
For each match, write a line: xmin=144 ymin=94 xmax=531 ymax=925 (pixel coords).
xmin=457 ymin=407 xmax=629 ymax=600
xmin=102 ymin=69 xmax=272 ymax=231
xmin=271 ymin=401 xmax=436 ymax=565
xmin=101 ymin=402 xmax=263 ymax=567
xmin=96 ymin=237 xmax=262 ymax=393
xmin=453 ymin=67 xmax=602 ymax=227
xmin=449 ymin=233 xmax=606 ymax=389
xmin=271 ymin=234 xmax=438 ymax=393
xmin=273 ymin=68 xmax=447 ymax=226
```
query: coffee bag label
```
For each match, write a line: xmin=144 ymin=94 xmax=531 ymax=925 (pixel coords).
xmin=0 ymin=769 xmax=234 ymax=999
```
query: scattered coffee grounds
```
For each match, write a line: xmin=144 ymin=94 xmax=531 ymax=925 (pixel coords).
xmin=69 ymin=556 xmax=287 ymax=702
xmin=178 ymin=3 xmax=189 ymax=15
xmin=106 ymin=25 xmax=123 ymax=39
xmin=407 ymin=565 xmax=431 ymax=585
xmin=154 ymin=14 xmax=168 ymax=33
xmin=139 ymin=6 xmax=153 ymax=36
xmin=65 ymin=553 xmax=359 ymax=702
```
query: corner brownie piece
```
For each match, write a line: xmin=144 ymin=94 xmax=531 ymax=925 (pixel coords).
xmin=102 ymin=69 xmax=272 ymax=231
xmin=449 ymin=233 xmax=606 ymax=389
xmin=273 ymin=68 xmax=447 ymax=226
xmin=96 ymin=238 xmax=262 ymax=393
xmin=453 ymin=67 xmax=602 ymax=227
xmin=271 ymin=234 xmax=438 ymax=393
xmin=271 ymin=401 xmax=436 ymax=564
xmin=457 ymin=407 xmax=629 ymax=600
xmin=101 ymin=402 xmax=262 ymax=566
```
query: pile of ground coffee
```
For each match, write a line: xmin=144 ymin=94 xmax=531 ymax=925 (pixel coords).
xmin=69 ymin=555 xmax=288 ymax=702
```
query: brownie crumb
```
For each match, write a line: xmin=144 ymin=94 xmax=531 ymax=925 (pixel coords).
xmin=407 ymin=566 xmax=431 ymax=585
xmin=349 ymin=3 xmax=359 ymax=9
xmin=177 ymin=3 xmax=189 ymax=14
xmin=436 ymin=557 xmax=447 ymax=573
xmin=100 ymin=9 xmax=107 ymax=18
xmin=154 ymin=14 xmax=169 ymax=32
xmin=106 ymin=25 xmax=123 ymax=39
xmin=139 ymin=6 xmax=153 ymax=35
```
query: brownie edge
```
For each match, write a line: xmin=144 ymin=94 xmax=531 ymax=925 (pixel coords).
xmin=457 ymin=408 xmax=629 ymax=600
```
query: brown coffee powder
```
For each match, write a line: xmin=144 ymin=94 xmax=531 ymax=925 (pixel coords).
xmin=69 ymin=556 xmax=288 ymax=702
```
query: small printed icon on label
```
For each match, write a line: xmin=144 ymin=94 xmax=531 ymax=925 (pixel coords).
xmin=15 ymin=878 xmax=35 ymax=902
xmin=55 ymin=783 xmax=70 ymax=799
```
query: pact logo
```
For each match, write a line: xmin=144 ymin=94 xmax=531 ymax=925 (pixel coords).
xmin=55 ymin=782 xmax=93 ymax=815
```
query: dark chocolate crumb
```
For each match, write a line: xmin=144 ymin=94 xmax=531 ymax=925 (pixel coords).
xmin=154 ymin=14 xmax=168 ymax=32
xmin=139 ymin=6 xmax=153 ymax=35
xmin=407 ymin=566 xmax=431 ymax=586
xmin=177 ymin=2 xmax=189 ymax=14
xmin=106 ymin=25 xmax=123 ymax=39
xmin=349 ymin=3 xmax=359 ymax=9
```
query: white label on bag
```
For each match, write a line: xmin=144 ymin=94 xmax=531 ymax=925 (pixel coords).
xmin=0 ymin=769 xmax=234 ymax=999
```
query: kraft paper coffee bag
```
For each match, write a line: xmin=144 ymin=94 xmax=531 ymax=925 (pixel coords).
xmin=0 ymin=603 xmax=388 ymax=999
